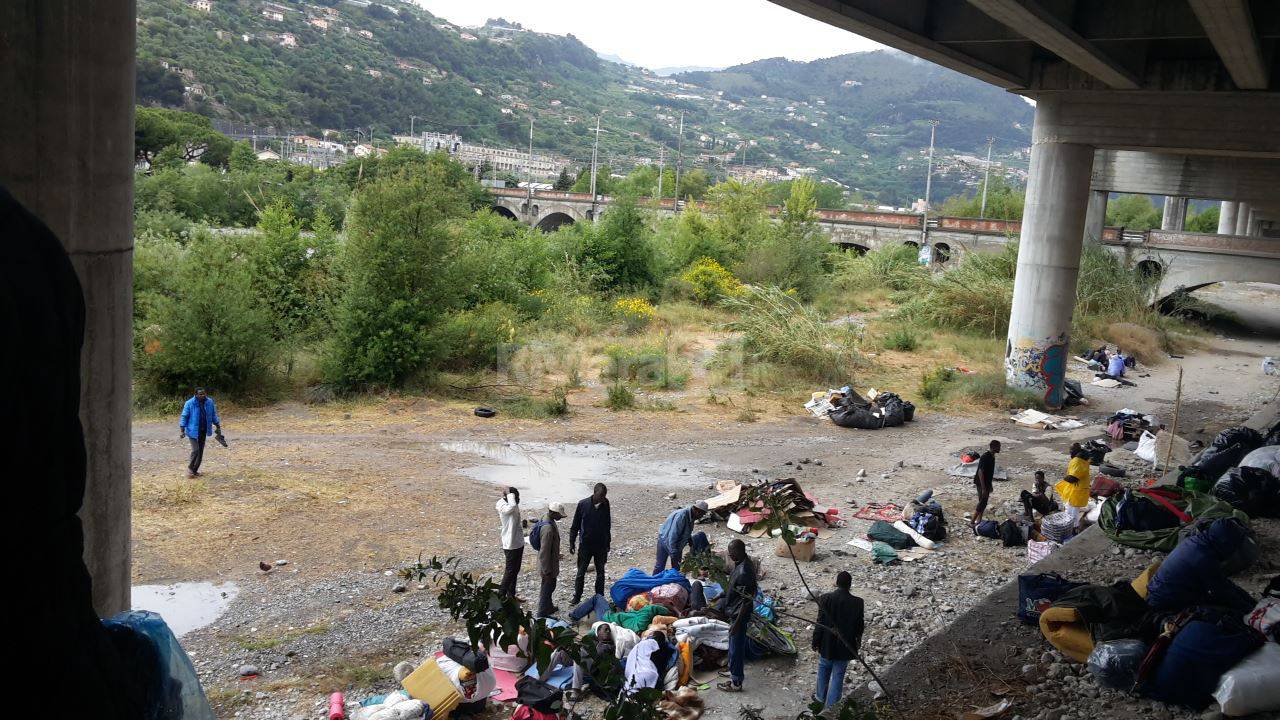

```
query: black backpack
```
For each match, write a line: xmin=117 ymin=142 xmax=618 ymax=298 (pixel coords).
xmin=1000 ymin=519 xmax=1027 ymax=547
xmin=516 ymin=676 xmax=563 ymax=713
xmin=974 ymin=520 xmax=1000 ymax=539
xmin=443 ymin=637 xmax=489 ymax=673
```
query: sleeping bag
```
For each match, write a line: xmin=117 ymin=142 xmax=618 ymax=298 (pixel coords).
xmin=609 ymin=569 xmax=691 ymax=608
xmin=1141 ymin=615 xmax=1264 ymax=710
xmin=867 ymin=520 xmax=915 ymax=550
xmin=1146 ymin=518 xmax=1256 ymax=614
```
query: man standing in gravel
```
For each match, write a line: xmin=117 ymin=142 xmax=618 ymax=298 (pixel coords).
xmin=716 ymin=538 xmax=757 ymax=693
xmin=569 ymin=483 xmax=612 ymax=606
xmin=971 ymin=440 xmax=999 ymax=529
xmin=654 ymin=501 xmax=708 ymax=574
xmin=496 ymin=487 xmax=523 ymax=600
xmin=812 ymin=571 xmax=864 ymax=710
xmin=536 ymin=502 xmax=567 ymax=618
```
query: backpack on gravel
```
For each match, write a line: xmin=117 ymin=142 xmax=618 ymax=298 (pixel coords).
xmin=974 ymin=520 xmax=1000 ymax=539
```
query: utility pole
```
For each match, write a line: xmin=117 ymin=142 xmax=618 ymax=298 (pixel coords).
xmin=526 ymin=117 xmax=535 ymax=206
xmin=589 ymin=114 xmax=602 ymax=223
xmin=921 ymin=119 xmax=938 ymax=255
xmin=656 ymin=145 xmax=665 ymax=200
xmin=674 ymin=111 xmax=684 ymax=211
xmin=979 ymin=136 xmax=994 ymax=218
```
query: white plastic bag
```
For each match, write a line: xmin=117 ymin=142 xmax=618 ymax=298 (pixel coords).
xmin=1239 ymin=446 xmax=1280 ymax=478
xmin=1263 ymin=356 xmax=1277 ymax=376
xmin=1134 ymin=430 xmax=1158 ymax=462
xmin=1027 ymin=539 xmax=1059 ymax=564
xmin=1212 ymin=641 xmax=1280 ymax=716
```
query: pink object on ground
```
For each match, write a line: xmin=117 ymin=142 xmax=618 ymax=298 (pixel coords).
xmin=328 ymin=691 xmax=345 ymax=720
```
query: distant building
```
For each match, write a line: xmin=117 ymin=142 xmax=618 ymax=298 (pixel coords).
xmin=278 ymin=32 xmax=296 ymax=47
xmin=188 ymin=0 xmax=213 ymax=12
xmin=352 ymin=144 xmax=386 ymax=158
xmin=358 ymin=29 xmax=374 ymax=39
xmin=256 ymin=149 xmax=281 ymax=161
xmin=391 ymin=131 xmax=563 ymax=178
xmin=262 ymin=9 xmax=284 ymax=22
xmin=309 ymin=17 xmax=330 ymax=30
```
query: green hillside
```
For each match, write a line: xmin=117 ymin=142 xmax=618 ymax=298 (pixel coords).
xmin=137 ymin=0 xmax=1033 ymax=203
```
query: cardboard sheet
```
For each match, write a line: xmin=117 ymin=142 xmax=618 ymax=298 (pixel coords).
xmin=402 ymin=659 xmax=462 ymax=718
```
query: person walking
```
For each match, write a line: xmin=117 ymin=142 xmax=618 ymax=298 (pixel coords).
xmin=569 ymin=483 xmax=612 ymax=606
xmin=1057 ymin=445 xmax=1092 ymax=531
xmin=536 ymin=502 xmax=567 ymax=618
xmin=812 ymin=571 xmax=865 ymax=710
xmin=654 ymin=501 xmax=708 ymax=574
xmin=179 ymin=387 xmax=221 ymax=478
xmin=971 ymin=440 xmax=999 ymax=529
xmin=496 ymin=487 xmax=523 ymax=600
xmin=716 ymin=539 xmax=757 ymax=693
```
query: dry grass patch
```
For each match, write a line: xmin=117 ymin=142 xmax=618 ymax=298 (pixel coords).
xmin=134 ymin=476 xmax=208 ymax=508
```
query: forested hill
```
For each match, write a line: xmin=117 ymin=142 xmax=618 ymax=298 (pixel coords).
xmin=137 ymin=0 xmax=1033 ymax=203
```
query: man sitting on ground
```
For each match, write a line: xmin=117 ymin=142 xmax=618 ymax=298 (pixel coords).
xmin=1020 ymin=471 xmax=1059 ymax=518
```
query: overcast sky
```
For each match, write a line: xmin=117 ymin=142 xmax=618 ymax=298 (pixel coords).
xmin=413 ymin=0 xmax=884 ymax=69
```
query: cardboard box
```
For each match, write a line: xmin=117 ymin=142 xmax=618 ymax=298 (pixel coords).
xmin=774 ymin=537 xmax=816 ymax=562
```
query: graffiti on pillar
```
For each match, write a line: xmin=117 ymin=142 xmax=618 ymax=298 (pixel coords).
xmin=1005 ymin=332 xmax=1069 ymax=408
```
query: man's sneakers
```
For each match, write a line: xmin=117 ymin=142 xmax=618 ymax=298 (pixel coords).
xmin=716 ymin=681 xmax=743 ymax=692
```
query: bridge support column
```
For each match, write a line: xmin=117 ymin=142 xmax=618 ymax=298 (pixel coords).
xmin=1083 ymin=190 xmax=1108 ymax=244
xmin=1006 ymin=135 xmax=1094 ymax=409
xmin=1235 ymin=202 xmax=1252 ymax=236
xmin=1217 ymin=201 xmax=1239 ymax=235
xmin=1160 ymin=196 xmax=1187 ymax=231
xmin=1 ymin=0 xmax=135 ymax=616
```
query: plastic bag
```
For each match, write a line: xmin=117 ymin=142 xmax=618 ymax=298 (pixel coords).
xmin=1087 ymin=639 xmax=1148 ymax=689
xmin=1134 ymin=431 xmax=1158 ymax=462
xmin=102 ymin=610 xmax=216 ymax=720
xmin=1212 ymin=641 xmax=1280 ymax=716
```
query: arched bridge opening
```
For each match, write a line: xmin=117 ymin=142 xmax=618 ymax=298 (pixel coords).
xmin=490 ymin=205 xmax=519 ymax=221
xmin=536 ymin=212 xmax=576 ymax=233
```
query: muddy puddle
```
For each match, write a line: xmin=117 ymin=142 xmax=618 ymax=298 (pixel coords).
xmin=441 ymin=441 xmax=711 ymax=505
xmin=131 ymin=581 xmax=239 ymax=637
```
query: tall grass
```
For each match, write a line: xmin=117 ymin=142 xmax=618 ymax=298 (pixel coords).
xmin=897 ymin=242 xmax=1186 ymax=357
xmin=832 ymin=244 xmax=928 ymax=293
xmin=721 ymin=285 xmax=863 ymax=383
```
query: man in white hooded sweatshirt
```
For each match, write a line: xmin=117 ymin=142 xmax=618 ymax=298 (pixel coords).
xmin=496 ymin=487 xmax=523 ymax=600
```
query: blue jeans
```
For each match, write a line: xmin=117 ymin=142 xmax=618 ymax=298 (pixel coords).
xmin=569 ymin=594 xmax=611 ymax=623
xmin=727 ymin=625 xmax=747 ymax=686
xmin=653 ymin=537 xmax=683 ymax=575
xmin=814 ymin=656 xmax=848 ymax=708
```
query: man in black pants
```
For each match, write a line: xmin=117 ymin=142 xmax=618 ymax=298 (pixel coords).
xmin=496 ymin=487 xmax=523 ymax=600
xmin=972 ymin=440 xmax=999 ymax=529
xmin=569 ymin=483 xmax=611 ymax=605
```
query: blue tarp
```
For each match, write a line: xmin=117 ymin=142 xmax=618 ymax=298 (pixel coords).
xmin=609 ymin=568 xmax=691 ymax=607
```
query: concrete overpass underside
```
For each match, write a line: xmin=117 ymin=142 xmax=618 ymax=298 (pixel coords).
xmin=775 ymin=0 xmax=1280 ymax=410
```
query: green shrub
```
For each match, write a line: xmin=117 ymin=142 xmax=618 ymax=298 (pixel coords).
xmin=606 ymin=383 xmax=636 ymax=410
xmin=882 ymin=326 xmax=920 ymax=352
xmin=918 ymin=365 xmax=956 ymax=403
xmin=678 ymin=257 xmax=744 ymax=304
xmin=602 ymin=344 xmax=665 ymax=384
xmin=721 ymin=285 xmax=862 ymax=384
xmin=952 ymin=371 xmax=1043 ymax=409
xmin=428 ymin=302 xmax=521 ymax=371
xmin=137 ymin=232 xmax=276 ymax=396
xmin=833 ymin=244 xmax=927 ymax=293
xmin=896 ymin=243 xmax=1018 ymax=335
xmin=324 ymin=165 xmax=476 ymax=390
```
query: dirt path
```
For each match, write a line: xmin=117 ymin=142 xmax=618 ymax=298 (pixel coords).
xmin=129 ymin=284 xmax=1280 ymax=719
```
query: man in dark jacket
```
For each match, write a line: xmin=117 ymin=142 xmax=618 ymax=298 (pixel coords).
xmin=569 ymin=483 xmax=612 ymax=605
xmin=812 ymin=571 xmax=864 ymax=709
xmin=715 ymin=539 xmax=757 ymax=693
xmin=1147 ymin=518 xmax=1255 ymax=613
xmin=972 ymin=440 xmax=999 ymax=529
xmin=536 ymin=502 xmax=566 ymax=618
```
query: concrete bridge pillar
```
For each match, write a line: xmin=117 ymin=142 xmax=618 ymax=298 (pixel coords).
xmin=1161 ymin=196 xmax=1188 ymax=231
xmin=1 ymin=0 xmax=135 ymax=616
xmin=1217 ymin=201 xmax=1239 ymax=235
xmin=1006 ymin=107 xmax=1095 ymax=409
xmin=1083 ymin=190 xmax=1108 ymax=244
xmin=1236 ymin=202 xmax=1252 ymax=236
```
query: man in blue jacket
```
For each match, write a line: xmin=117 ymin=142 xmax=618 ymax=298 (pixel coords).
xmin=653 ymin=501 xmax=708 ymax=574
xmin=179 ymin=387 xmax=221 ymax=478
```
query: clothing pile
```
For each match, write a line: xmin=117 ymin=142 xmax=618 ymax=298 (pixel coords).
xmin=825 ymin=386 xmax=917 ymax=430
xmin=1106 ymin=409 xmax=1157 ymax=442
xmin=704 ymin=478 xmax=843 ymax=535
